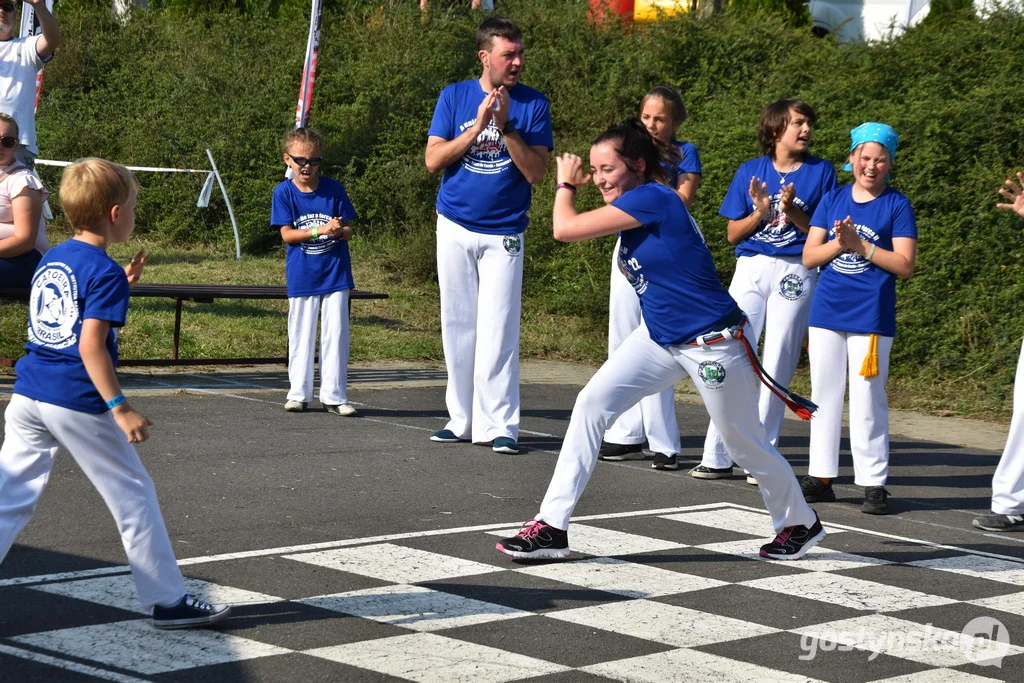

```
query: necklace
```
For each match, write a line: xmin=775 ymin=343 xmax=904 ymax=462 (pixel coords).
xmin=775 ymin=162 xmax=799 ymax=185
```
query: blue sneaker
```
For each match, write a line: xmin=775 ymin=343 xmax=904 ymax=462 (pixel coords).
xmin=152 ymin=594 xmax=231 ymax=630
xmin=430 ymin=429 xmax=465 ymax=443
xmin=492 ymin=437 xmax=520 ymax=454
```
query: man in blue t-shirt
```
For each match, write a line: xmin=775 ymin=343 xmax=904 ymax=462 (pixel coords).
xmin=424 ymin=15 xmax=553 ymax=455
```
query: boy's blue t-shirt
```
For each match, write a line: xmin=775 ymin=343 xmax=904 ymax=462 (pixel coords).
xmin=15 ymin=239 xmax=128 ymax=414
xmin=667 ymin=140 xmax=701 ymax=187
xmin=719 ymin=154 xmax=837 ymax=258
xmin=808 ymin=185 xmax=918 ymax=336
xmin=613 ymin=182 xmax=740 ymax=347
xmin=428 ymin=79 xmax=553 ymax=235
xmin=271 ymin=177 xmax=357 ymax=298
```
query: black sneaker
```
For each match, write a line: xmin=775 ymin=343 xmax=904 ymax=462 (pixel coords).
xmin=651 ymin=453 xmax=679 ymax=470
xmin=495 ymin=519 xmax=569 ymax=559
xmin=801 ymin=476 xmax=836 ymax=503
xmin=759 ymin=514 xmax=826 ymax=560
xmin=973 ymin=513 xmax=1024 ymax=531
xmin=689 ymin=465 xmax=733 ymax=479
xmin=152 ymin=594 xmax=231 ymax=630
xmin=862 ymin=486 xmax=890 ymax=515
xmin=598 ymin=442 xmax=646 ymax=461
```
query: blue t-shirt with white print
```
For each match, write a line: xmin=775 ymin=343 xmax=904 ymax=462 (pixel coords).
xmin=428 ymin=79 xmax=553 ymax=234
xmin=271 ymin=177 xmax=357 ymax=298
xmin=720 ymin=154 xmax=837 ymax=258
xmin=808 ymin=185 xmax=917 ymax=336
xmin=14 ymin=239 xmax=128 ymax=414
xmin=613 ymin=182 xmax=740 ymax=347
xmin=667 ymin=140 xmax=702 ymax=187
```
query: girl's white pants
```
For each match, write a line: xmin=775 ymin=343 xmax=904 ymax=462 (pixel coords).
xmin=703 ymin=254 xmax=815 ymax=468
xmin=436 ymin=214 xmax=522 ymax=443
xmin=287 ymin=289 xmax=351 ymax=405
xmin=807 ymin=327 xmax=894 ymax=487
xmin=992 ymin=338 xmax=1024 ymax=515
xmin=537 ymin=326 xmax=816 ymax=533
xmin=0 ymin=395 xmax=186 ymax=610
xmin=603 ymin=237 xmax=681 ymax=455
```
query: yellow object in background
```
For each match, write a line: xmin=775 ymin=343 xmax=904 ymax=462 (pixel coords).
xmin=633 ymin=0 xmax=698 ymax=22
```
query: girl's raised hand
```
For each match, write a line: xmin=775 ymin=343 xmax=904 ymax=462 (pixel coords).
xmin=780 ymin=183 xmax=796 ymax=212
xmin=124 ymin=249 xmax=149 ymax=286
xmin=835 ymin=216 xmax=860 ymax=251
xmin=996 ymin=171 xmax=1024 ymax=219
xmin=555 ymin=154 xmax=591 ymax=187
xmin=748 ymin=176 xmax=770 ymax=215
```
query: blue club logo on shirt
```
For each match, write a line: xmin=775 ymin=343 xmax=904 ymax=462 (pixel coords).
xmin=779 ymin=274 xmax=806 ymax=301
xmin=697 ymin=360 xmax=727 ymax=389
xmin=28 ymin=263 xmax=79 ymax=350
xmin=751 ymin=194 xmax=808 ymax=249
xmin=462 ymin=121 xmax=512 ymax=176
xmin=830 ymin=223 xmax=879 ymax=275
xmin=295 ymin=213 xmax=338 ymax=255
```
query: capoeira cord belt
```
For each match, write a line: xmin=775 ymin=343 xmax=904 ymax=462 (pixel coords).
xmin=688 ymin=317 xmax=818 ymax=421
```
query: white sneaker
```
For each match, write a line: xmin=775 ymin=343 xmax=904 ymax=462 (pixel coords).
xmin=325 ymin=403 xmax=358 ymax=416
xmin=284 ymin=400 xmax=307 ymax=412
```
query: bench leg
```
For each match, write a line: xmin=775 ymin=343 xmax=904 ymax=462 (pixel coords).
xmin=173 ymin=299 xmax=183 ymax=361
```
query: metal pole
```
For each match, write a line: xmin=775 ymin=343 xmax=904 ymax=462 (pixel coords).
xmin=205 ymin=148 xmax=241 ymax=260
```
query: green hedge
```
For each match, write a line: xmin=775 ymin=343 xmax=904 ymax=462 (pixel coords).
xmin=35 ymin=0 xmax=1024 ymax=406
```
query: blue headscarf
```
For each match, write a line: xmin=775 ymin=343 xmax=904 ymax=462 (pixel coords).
xmin=841 ymin=122 xmax=899 ymax=174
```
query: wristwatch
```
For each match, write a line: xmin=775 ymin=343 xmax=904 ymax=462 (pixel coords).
xmin=502 ymin=120 xmax=516 ymax=135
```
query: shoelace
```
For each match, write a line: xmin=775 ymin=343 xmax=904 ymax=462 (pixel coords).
xmin=184 ymin=595 xmax=216 ymax=612
xmin=517 ymin=519 xmax=546 ymax=539
xmin=771 ymin=526 xmax=795 ymax=544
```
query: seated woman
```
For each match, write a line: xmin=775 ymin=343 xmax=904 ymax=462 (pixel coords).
xmin=0 ymin=112 xmax=48 ymax=288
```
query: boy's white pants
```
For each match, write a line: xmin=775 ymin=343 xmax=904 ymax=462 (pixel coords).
xmin=807 ymin=327 xmax=893 ymax=487
xmin=287 ymin=289 xmax=351 ymax=405
xmin=991 ymin=337 xmax=1024 ymax=515
xmin=603 ymin=237 xmax=681 ymax=455
xmin=537 ymin=326 xmax=816 ymax=533
xmin=436 ymin=214 xmax=522 ymax=443
xmin=703 ymin=254 xmax=815 ymax=468
xmin=0 ymin=395 xmax=186 ymax=610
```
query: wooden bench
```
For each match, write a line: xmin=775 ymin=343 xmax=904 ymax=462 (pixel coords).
xmin=0 ymin=284 xmax=388 ymax=367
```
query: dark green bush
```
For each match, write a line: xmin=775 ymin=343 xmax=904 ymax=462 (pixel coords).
xmin=36 ymin=0 xmax=1024 ymax=408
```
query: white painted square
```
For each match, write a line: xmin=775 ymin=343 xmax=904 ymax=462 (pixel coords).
xmin=30 ymin=575 xmax=281 ymax=614
xmin=284 ymin=543 xmax=503 ymax=583
xmin=582 ymin=647 xmax=826 ymax=682
xmin=305 ymin=632 xmax=568 ymax=682
xmin=969 ymin=590 xmax=1024 ymax=617
xmin=488 ymin=523 xmax=685 ymax=557
xmin=300 ymin=584 xmax=527 ymax=631
xmin=661 ymin=508 xmax=846 ymax=538
xmin=545 ymin=599 xmax=777 ymax=647
xmin=909 ymin=555 xmax=1024 ymax=586
xmin=699 ymin=539 xmax=891 ymax=571
xmin=515 ymin=556 xmax=728 ymax=598
xmin=742 ymin=573 xmax=956 ymax=612
xmin=871 ymin=670 xmax=1002 ymax=682
xmin=792 ymin=614 xmax=1024 ymax=667
xmin=10 ymin=619 xmax=290 ymax=675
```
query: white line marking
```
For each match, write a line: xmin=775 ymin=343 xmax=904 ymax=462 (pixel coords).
xmin=0 ymin=643 xmax=149 ymax=683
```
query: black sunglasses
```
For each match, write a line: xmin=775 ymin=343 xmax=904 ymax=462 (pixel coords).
xmin=288 ymin=154 xmax=322 ymax=167
xmin=0 ymin=4 xmax=15 ymax=11
xmin=0 ymin=136 xmax=16 ymax=149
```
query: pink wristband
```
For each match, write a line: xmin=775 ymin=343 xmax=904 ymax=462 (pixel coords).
xmin=556 ymin=182 xmax=577 ymax=193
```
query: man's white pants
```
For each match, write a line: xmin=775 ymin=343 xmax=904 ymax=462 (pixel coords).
xmin=991 ymin=338 xmax=1024 ymax=515
xmin=287 ymin=289 xmax=351 ymax=405
xmin=537 ymin=327 xmax=816 ymax=533
xmin=703 ymin=254 xmax=815 ymax=468
xmin=436 ymin=214 xmax=522 ymax=443
xmin=807 ymin=327 xmax=893 ymax=487
xmin=603 ymin=237 xmax=680 ymax=455
xmin=0 ymin=395 xmax=186 ymax=610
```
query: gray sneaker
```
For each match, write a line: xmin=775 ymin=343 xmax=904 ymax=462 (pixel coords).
xmin=325 ymin=403 xmax=358 ymax=416
xmin=973 ymin=513 xmax=1024 ymax=531
xmin=284 ymin=400 xmax=307 ymax=413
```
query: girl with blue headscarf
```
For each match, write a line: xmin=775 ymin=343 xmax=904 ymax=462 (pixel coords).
xmin=800 ymin=122 xmax=918 ymax=515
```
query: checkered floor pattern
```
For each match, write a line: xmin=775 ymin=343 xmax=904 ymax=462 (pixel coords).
xmin=2 ymin=504 xmax=1023 ymax=682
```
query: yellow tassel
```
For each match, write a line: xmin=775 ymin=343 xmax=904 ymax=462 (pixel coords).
xmin=860 ymin=333 xmax=879 ymax=378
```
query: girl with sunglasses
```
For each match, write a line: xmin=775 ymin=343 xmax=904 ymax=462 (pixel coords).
xmin=496 ymin=119 xmax=825 ymax=561
xmin=0 ymin=112 xmax=48 ymax=287
xmin=271 ymin=127 xmax=359 ymax=417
